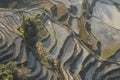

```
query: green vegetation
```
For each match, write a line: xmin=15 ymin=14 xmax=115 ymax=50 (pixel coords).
xmin=0 ymin=61 xmax=30 ymax=80
xmin=15 ymin=14 xmax=60 ymax=78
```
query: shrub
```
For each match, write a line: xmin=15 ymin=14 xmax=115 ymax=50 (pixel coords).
xmin=0 ymin=61 xmax=30 ymax=80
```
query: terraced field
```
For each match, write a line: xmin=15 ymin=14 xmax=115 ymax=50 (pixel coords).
xmin=0 ymin=0 xmax=120 ymax=80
